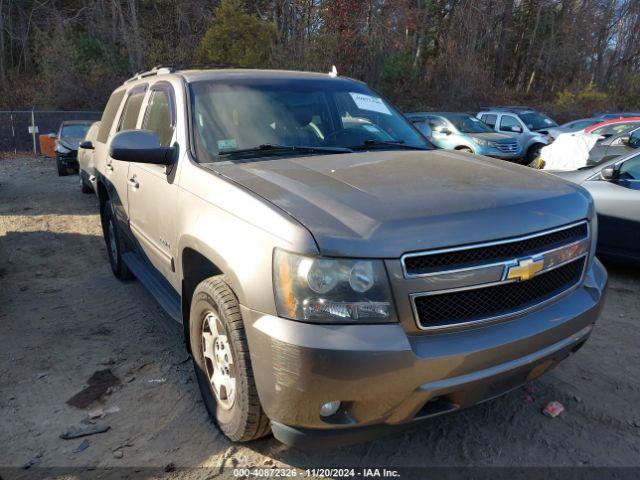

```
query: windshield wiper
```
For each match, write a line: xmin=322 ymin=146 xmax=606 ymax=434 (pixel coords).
xmin=349 ymin=140 xmax=430 ymax=151
xmin=218 ymin=144 xmax=353 ymax=158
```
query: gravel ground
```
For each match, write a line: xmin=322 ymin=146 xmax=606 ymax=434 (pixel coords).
xmin=1 ymin=156 xmax=639 ymax=478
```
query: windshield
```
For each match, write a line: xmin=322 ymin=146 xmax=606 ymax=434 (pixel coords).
xmin=517 ymin=112 xmax=557 ymax=131
xmin=60 ymin=124 xmax=91 ymax=138
xmin=190 ymin=78 xmax=431 ymax=161
xmin=444 ymin=114 xmax=493 ymax=133
xmin=591 ymin=122 xmax=640 ymax=137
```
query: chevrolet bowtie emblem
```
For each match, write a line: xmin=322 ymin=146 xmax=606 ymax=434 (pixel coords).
xmin=506 ymin=257 xmax=544 ymax=281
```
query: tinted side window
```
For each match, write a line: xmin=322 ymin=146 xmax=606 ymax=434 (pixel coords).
xmin=500 ymin=115 xmax=520 ymax=132
xmin=97 ymin=91 xmax=125 ymax=143
xmin=482 ymin=114 xmax=497 ymax=128
xmin=411 ymin=120 xmax=431 ymax=137
xmin=117 ymin=90 xmax=146 ymax=132
xmin=592 ymin=123 xmax=639 ymax=136
xmin=142 ymin=89 xmax=175 ymax=147
xmin=619 ymin=156 xmax=640 ymax=180
xmin=627 ymin=130 xmax=640 ymax=149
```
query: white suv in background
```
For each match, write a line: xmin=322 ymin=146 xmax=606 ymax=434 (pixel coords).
xmin=477 ymin=107 xmax=558 ymax=164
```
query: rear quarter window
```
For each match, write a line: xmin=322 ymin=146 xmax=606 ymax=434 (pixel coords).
xmin=117 ymin=89 xmax=146 ymax=132
xmin=481 ymin=114 xmax=497 ymax=128
xmin=97 ymin=91 xmax=125 ymax=144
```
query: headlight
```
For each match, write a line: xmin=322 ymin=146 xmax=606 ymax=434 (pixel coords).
xmin=471 ymin=137 xmax=488 ymax=146
xmin=56 ymin=142 xmax=70 ymax=154
xmin=273 ymin=249 xmax=396 ymax=323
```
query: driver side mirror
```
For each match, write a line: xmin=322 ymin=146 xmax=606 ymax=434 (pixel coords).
xmin=109 ymin=130 xmax=175 ymax=165
xmin=601 ymin=166 xmax=617 ymax=180
xmin=80 ymin=140 xmax=94 ymax=150
xmin=510 ymin=125 xmax=523 ymax=133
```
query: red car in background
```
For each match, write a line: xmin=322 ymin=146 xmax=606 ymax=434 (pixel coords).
xmin=584 ymin=117 xmax=640 ymax=137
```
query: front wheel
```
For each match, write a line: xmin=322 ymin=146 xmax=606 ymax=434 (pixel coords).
xmin=457 ymin=146 xmax=474 ymax=154
xmin=527 ymin=144 xmax=543 ymax=164
xmin=189 ymin=276 xmax=270 ymax=442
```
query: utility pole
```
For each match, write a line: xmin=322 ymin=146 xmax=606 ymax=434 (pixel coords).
xmin=31 ymin=108 xmax=37 ymax=157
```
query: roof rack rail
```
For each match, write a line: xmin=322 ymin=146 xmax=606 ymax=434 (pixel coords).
xmin=124 ymin=63 xmax=239 ymax=84
xmin=479 ymin=105 xmax=533 ymax=112
xmin=124 ymin=65 xmax=175 ymax=84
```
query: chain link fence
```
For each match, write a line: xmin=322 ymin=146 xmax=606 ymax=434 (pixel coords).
xmin=0 ymin=110 xmax=102 ymax=155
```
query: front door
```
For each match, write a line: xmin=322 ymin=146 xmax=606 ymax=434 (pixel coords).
xmin=127 ymin=82 xmax=179 ymax=286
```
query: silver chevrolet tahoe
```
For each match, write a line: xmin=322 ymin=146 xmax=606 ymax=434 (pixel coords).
xmin=93 ymin=67 xmax=607 ymax=448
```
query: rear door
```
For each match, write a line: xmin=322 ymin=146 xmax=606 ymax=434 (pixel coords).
xmin=104 ymin=84 xmax=147 ymax=224
xmin=126 ymin=82 xmax=179 ymax=284
xmin=588 ymin=154 xmax=640 ymax=259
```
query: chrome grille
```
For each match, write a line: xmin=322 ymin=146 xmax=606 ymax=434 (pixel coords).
xmin=402 ymin=221 xmax=590 ymax=331
xmin=495 ymin=142 xmax=519 ymax=153
xmin=413 ymin=258 xmax=585 ymax=329
xmin=403 ymin=223 xmax=588 ymax=277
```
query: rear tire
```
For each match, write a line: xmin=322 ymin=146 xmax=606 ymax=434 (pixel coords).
xmin=56 ymin=156 xmax=68 ymax=176
xmin=189 ymin=276 xmax=270 ymax=442
xmin=80 ymin=174 xmax=93 ymax=194
xmin=101 ymin=200 xmax=133 ymax=280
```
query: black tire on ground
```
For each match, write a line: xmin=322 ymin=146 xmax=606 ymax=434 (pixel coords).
xmin=527 ymin=144 xmax=543 ymax=164
xmin=189 ymin=276 xmax=271 ymax=442
xmin=56 ymin=156 xmax=68 ymax=176
xmin=101 ymin=200 xmax=133 ymax=280
xmin=80 ymin=175 xmax=93 ymax=194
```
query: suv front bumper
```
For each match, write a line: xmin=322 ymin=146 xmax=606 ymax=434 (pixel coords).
xmin=57 ymin=150 xmax=79 ymax=169
xmin=242 ymin=258 xmax=607 ymax=448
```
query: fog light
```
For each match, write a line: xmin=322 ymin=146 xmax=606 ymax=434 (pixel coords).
xmin=320 ymin=401 xmax=341 ymax=418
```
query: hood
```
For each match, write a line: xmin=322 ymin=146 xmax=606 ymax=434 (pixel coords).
xmin=546 ymin=127 xmax=567 ymax=138
xmin=213 ymin=151 xmax=592 ymax=257
xmin=549 ymin=169 xmax=594 ymax=184
xmin=468 ymin=132 xmax=516 ymax=142
xmin=59 ymin=137 xmax=83 ymax=150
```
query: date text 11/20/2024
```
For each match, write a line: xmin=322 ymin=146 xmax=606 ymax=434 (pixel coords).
xmin=232 ymin=468 xmax=401 ymax=477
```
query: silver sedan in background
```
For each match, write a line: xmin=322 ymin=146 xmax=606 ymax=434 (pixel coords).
xmin=553 ymin=152 xmax=640 ymax=262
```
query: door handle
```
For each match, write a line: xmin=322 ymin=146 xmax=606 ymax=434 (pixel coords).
xmin=128 ymin=176 xmax=139 ymax=189
xmin=106 ymin=163 xmax=114 ymax=172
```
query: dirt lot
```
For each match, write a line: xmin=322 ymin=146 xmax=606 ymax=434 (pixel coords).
xmin=1 ymin=156 xmax=640 ymax=477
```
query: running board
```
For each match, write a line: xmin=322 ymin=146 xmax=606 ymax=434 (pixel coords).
xmin=123 ymin=252 xmax=181 ymax=323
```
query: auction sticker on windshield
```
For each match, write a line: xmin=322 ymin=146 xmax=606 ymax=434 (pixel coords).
xmin=218 ymin=139 xmax=237 ymax=151
xmin=350 ymin=92 xmax=392 ymax=115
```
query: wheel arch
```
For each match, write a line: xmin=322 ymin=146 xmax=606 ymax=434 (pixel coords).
xmin=455 ymin=145 xmax=475 ymax=153
xmin=180 ymin=246 xmax=229 ymax=352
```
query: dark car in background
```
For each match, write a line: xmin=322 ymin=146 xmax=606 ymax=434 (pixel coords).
xmin=553 ymin=151 xmax=640 ymax=262
xmin=53 ymin=120 xmax=93 ymax=176
xmin=406 ymin=112 xmax=522 ymax=161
